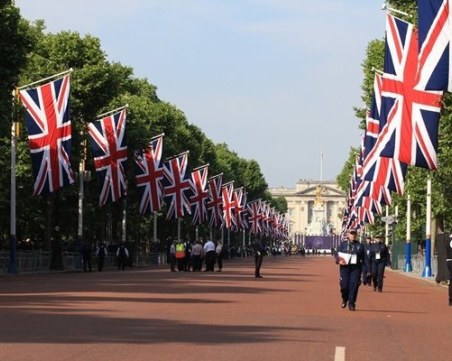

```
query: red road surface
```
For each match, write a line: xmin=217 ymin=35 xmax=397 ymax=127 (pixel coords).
xmin=1 ymin=256 xmax=451 ymax=361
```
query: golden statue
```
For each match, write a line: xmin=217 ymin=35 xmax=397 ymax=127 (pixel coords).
xmin=314 ymin=185 xmax=324 ymax=206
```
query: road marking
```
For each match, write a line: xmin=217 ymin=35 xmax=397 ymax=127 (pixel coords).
xmin=334 ymin=346 xmax=345 ymax=361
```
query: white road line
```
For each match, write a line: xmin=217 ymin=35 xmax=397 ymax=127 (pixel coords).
xmin=334 ymin=346 xmax=346 ymax=361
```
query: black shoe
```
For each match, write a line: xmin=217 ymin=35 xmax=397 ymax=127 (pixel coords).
xmin=349 ymin=303 xmax=356 ymax=311
xmin=373 ymin=287 xmax=377 ymax=292
xmin=341 ymin=300 xmax=348 ymax=309
xmin=377 ymin=288 xmax=382 ymax=293
xmin=449 ymin=299 xmax=452 ymax=306
xmin=255 ymin=275 xmax=263 ymax=278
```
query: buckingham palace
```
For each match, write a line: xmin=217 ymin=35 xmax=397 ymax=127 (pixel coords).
xmin=269 ymin=180 xmax=347 ymax=240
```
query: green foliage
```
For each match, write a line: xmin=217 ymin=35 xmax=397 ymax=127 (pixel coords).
xmin=0 ymin=12 xmax=283 ymax=247
xmin=341 ymin=0 xmax=452 ymax=239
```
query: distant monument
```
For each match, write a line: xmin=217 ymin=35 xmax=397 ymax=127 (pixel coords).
xmin=305 ymin=185 xmax=327 ymax=236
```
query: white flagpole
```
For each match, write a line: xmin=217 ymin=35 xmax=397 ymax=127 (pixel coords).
xmin=19 ymin=68 xmax=73 ymax=90
xmin=153 ymin=212 xmax=157 ymax=243
xmin=77 ymin=136 xmax=86 ymax=270
xmin=404 ymin=194 xmax=412 ymax=272
xmin=96 ymin=104 xmax=129 ymax=119
xmin=8 ymin=89 xmax=18 ymax=274
xmin=385 ymin=206 xmax=389 ymax=246
xmin=422 ymin=179 xmax=432 ymax=277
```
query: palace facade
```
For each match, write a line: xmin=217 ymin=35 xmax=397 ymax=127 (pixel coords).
xmin=269 ymin=180 xmax=346 ymax=239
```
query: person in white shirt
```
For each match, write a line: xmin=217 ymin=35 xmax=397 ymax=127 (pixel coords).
xmin=204 ymin=239 xmax=216 ymax=271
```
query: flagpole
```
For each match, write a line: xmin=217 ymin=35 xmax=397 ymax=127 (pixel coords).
xmin=422 ymin=179 xmax=432 ymax=277
xmin=385 ymin=206 xmax=389 ymax=246
xmin=122 ymin=198 xmax=127 ymax=243
xmin=18 ymin=68 xmax=73 ymax=90
xmin=76 ymin=135 xmax=86 ymax=270
xmin=153 ymin=212 xmax=157 ymax=243
xmin=8 ymin=89 xmax=19 ymax=274
xmin=404 ymin=194 xmax=412 ymax=272
xmin=96 ymin=104 xmax=129 ymax=119
xmin=381 ymin=3 xmax=411 ymax=18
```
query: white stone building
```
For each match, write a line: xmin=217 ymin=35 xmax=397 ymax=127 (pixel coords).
xmin=269 ymin=180 xmax=346 ymax=239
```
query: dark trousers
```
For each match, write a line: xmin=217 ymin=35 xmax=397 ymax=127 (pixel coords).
xmin=217 ymin=255 xmax=223 ymax=270
xmin=98 ymin=256 xmax=105 ymax=272
xmin=177 ymin=257 xmax=185 ymax=272
xmin=205 ymin=251 xmax=216 ymax=271
xmin=255 ymin=254 xmax=264 ymax=276
xmin=340 ymin=265 xmax=361 ymax=305
xmin=362 ymin=261 xmax=371 ymax=285
xmin=83 ymin=256 xmax=92 ymax=272
xmin=372 ymin=261 xmax=386 ymax=290
xmin=118 ymin=256 xmax=126 ymax=271
xmin=169 ymin=254 xmax=176 ymax=271
xmin=192 ymin=255 xmax=202 ymax=271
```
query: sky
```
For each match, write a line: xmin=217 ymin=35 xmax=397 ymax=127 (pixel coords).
xmin=15 ymin=0 xmax=386 ymax=188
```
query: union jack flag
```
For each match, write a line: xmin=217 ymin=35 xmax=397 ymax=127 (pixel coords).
xmin=88 ymin=108 xmax=128 ymax=206
xmin=221 ymin=181 xmax=234 ymax=229
xmin=163 ymin=152 xmax=191 ymax=220
xmin=206 ymin=174 xmax=223 ymax=227
xmin=362 ymin=70 xmax=407 ymax=196
xmin=247 ymin=200 xmax=262 ymax=235
xmin=417 ymin=0 xmax=451 ymax=92
xmin=378 ymin=14 xmax=443 ymax=169
xmin=19 ymin=74 xmax=74 ymax=195
xmin=134 ymin=134 xmax=165 ymax=215
xmin=231 ymin=187 xmax=247 ymax=231
xmin=189 ymin=164 xmax=209 ymax=226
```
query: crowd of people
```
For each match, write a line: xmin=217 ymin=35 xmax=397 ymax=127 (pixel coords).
xmin=334 ymin=230 xmax=391 ymax=311
xmin=167 ymin=238 xmax=226 ymax=273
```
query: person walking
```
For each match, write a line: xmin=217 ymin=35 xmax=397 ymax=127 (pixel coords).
xmin=96 ymin=242 xmax=108 ymax=272
xmin=169 ymin=239 xmax=177 ymax=272
xmin=370 ymin=235 xmax=391 ymax=292
xmin=116 ymin=243 xmax=129 ymax=271
xmin=175 ymin=240 xmax=186 ymax=272
xmin=362 ymin=236 xmax=373 ymax=286
xmin=447 ymin=235 xmax=452 ymax=306
xmin=335 ymin=229 xmax=365 ymax=311
xmin=203 ymin=239 xmax=216 ymax=271
xmin=191 ymin=239 xmax=204 ymax=271
xmin=81 ymin=242 xmax=92 ymax=272
xmin=216 ymin=240 xmax=224 ymax=272
xmin=253 ymin=238 xmax=266 ymax=278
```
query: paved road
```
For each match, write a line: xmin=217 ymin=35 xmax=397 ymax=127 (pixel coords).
xmin=1 ymin=256 xmax=451 ymax=361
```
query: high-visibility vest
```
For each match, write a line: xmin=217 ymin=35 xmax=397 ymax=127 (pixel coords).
xmin=175 ymin=243 xmax=185 ymax=259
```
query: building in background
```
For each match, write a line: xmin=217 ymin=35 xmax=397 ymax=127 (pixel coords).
xmin=269 ymin=180 xmax=346 ymax=243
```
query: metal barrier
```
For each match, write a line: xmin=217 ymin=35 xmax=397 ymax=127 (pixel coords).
xmin=397 ymin=254 xmax=438 ymax=276
xmin=0 ymin=251 xmax=168 ymax=274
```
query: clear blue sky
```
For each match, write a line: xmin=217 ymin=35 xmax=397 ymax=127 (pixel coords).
xmin=15 ymin=0 xmax=385 ymax=187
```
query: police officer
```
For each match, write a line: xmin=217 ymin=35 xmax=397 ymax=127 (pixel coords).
xmin=335 ymin=229 xmax=364 ymax=311
xmin=446 ymin=235 xmax=452 ymax=306
xmin=362 ymin=236 xmax=373 ymax=286
xmin=254 ymin=238 xmax=266 ymax=278
xmin=370 ymin=235 xmax=391 ymax=292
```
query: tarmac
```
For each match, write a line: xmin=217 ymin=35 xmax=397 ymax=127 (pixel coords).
xmin=1 ymin=255 xmax=451 ymax=361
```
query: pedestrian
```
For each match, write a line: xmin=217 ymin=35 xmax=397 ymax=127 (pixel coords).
xmin=362 ymin=236 xmax=373 ymax=286
xmin=191 ymin=239 xmax=204 ymax=271
xmin=370 ymin=235 xmax=391 ymax=292
xmin=253 ymin=238 xmax=266 ymax=278
xmin=81 ymin=242 xmax=92 ymax=272
xmin=447 ymin=234 xmax=452 ymax=306
xmin=169 ymin=239 xmax=177 ymax=272
xmin=216 ymin=240 xmax=224 ymax=272
xmin=175 ymin=240 xmax=186 ymax=272
xmin=335 ymin=229 xmax=365 ymax=311
xmin=203 ymin=238 xmax=216 ymax=271
xmin=96 ymin=242 xmax=108 ymax=272
xmin=116 ymin=242 xmax=129 ymax=271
